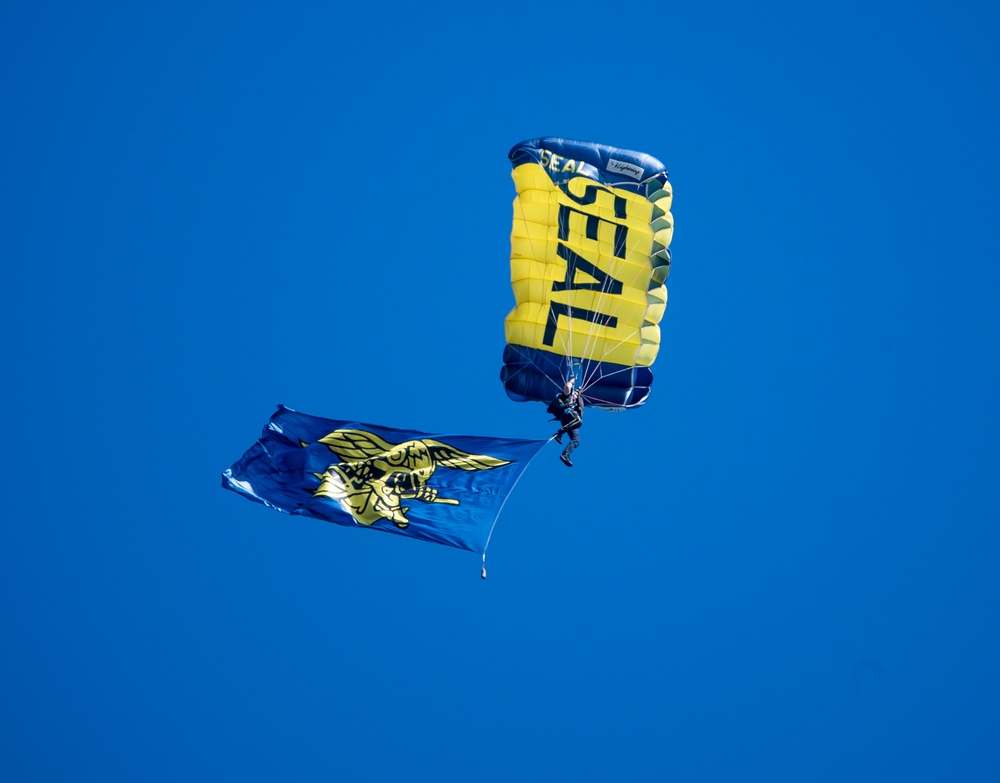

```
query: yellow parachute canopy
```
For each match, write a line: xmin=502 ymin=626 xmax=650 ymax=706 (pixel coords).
xmin=500 ymin=138 xmax=673 ymax=409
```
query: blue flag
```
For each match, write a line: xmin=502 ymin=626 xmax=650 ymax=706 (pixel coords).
xmin=222 ymin=406 xmax=547 ymax=554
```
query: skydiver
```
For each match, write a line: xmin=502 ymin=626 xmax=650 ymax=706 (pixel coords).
xmin=550 ymin=378 xmax=583 ymax=467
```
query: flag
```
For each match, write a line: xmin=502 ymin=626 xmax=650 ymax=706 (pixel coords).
xmin=222 ymin=405 xmax=547 ymax=554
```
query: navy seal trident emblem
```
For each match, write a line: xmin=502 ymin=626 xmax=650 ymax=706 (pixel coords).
xmin=310 ymin=429 xmax=511 ymax=529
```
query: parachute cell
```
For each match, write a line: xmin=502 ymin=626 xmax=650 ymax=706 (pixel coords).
xmin=500 ymin=138 xmax=673 ymax=410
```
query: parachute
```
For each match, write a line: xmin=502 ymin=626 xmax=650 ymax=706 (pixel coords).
xmin=500 ymin=138 xmax=673 ymax=410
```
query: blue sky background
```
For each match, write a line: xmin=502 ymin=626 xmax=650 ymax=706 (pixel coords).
xmin=3 ymin=1 xmax=999 ymax=780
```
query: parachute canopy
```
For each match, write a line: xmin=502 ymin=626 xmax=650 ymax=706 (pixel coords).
xmin=500 ymin=138 xmax=673 ymax=410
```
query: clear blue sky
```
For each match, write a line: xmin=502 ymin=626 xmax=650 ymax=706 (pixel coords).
xmin=3 ymin=1 xmax=999 ymax=780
